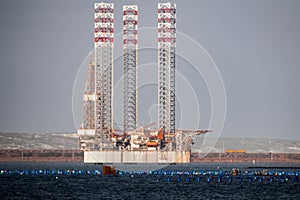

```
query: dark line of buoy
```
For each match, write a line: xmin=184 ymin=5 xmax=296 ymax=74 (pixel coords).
xmin=1 ymin=169 xmax=299 ymax=183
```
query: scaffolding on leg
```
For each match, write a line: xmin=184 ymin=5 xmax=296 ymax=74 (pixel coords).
xmin=158 ymin=3 xmax=176 ymax=150
xmin=123 ymin=5 xmax=138 ymax=133
xmin=94 ymin=2 xmax=114 ymax=150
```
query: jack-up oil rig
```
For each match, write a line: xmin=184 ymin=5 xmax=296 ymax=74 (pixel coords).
xmin=78 ymin=2 xmax=210 ymax=164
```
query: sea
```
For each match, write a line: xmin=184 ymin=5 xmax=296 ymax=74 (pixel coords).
xmin=0 ymin=162 xmax=299 ymax=199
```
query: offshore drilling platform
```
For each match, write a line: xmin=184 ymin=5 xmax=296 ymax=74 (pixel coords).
xmin=78 ymin=2 xmax=210 ymax=164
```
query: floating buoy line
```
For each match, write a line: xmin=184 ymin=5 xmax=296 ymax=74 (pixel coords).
xmin=1 ymin=169 xmax=299 ymax=183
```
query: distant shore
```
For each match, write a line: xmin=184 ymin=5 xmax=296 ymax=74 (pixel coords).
xmin=0 ymin=149 xmax=83 ymax=162
xmin=191 ymin=152 xmax=300 ymax=164
xmin=0 ymin=149 xmax=299 ymax=163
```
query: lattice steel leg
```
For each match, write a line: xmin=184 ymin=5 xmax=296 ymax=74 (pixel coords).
xmin=158 ymin=2 xmax=176 ymax=149
xmin=123 ymin=5 xmax=138 ymax=133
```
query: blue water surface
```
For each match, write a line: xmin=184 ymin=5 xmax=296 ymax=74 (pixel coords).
xmin=0 ymin=162 xmax=299 ymax=199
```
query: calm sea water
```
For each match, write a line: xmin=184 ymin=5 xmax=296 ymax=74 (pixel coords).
xmin=0 ymin=162 xmax=299 ymax=199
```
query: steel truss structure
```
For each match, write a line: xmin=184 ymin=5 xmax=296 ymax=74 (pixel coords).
xmin=158 ymin=3 xmax=176 ymax=147
xmin=94 ymin=2 xmax=114 ymax=149
xmin=123 ymin=5 xmax=138 ymax=133
xmin=77 ymin=52 xmax=97 ymax=150
xmin=81 ymin=53 xmax=96 ymax=131
xmin=175 ymin=130 xmax=211 ymax=151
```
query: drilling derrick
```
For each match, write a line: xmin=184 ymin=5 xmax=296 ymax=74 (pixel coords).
xmin=94 ymin=2 xmax=114 ymax=149
xmin=77 ymin=53 xmax=96 ymax=150
xmin=83 ymin=53 xmax=95 ymax=132
xmin=158 ymin=3 xmax=176 ymax=149
xmin=123 ymin=5 xmax=138 ymax=133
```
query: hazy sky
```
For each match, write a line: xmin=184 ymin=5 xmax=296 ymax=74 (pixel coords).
xmin=0 ymin=0 xmax=299 ymax=140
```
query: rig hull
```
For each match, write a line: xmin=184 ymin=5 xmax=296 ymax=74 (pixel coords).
xmin=84 ymin=150 xmax=190 ymax=164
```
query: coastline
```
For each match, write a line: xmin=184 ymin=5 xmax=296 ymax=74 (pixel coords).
xmin=0 ymin=149 xmax=299 ymax=163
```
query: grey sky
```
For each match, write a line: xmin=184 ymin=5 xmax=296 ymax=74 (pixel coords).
xmin=0 ymin=0 xmax=299 ymax=140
